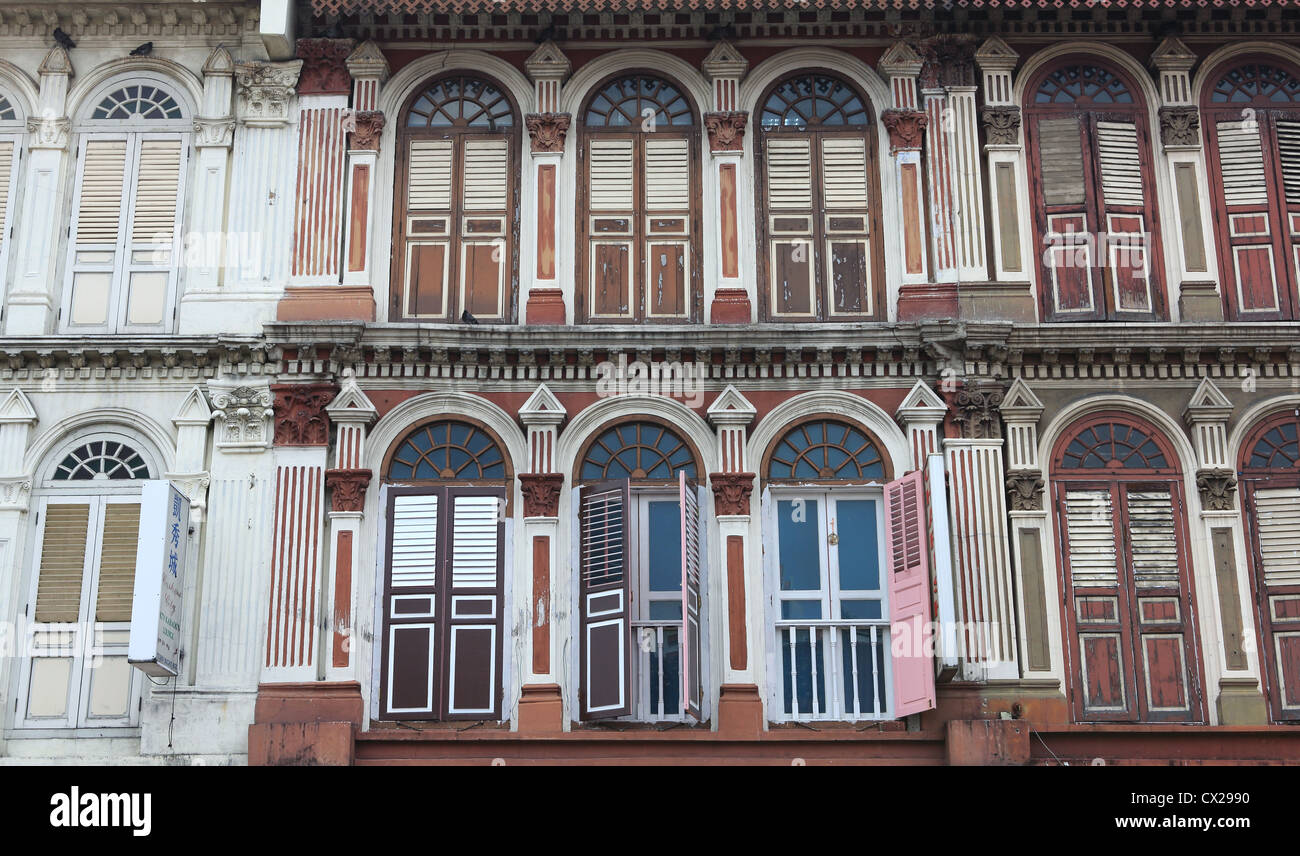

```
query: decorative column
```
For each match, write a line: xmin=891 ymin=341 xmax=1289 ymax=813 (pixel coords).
xmin=706 ymin=385 xmax=761 ymax=736
xmin=943 ymin=380 xmax=1020 ymax=680
xmin=878 ymin=42 xmax=931 ymax=310
xmin=0 ymin=389 xmax=36 ymax=748
xmin=516 ymin=383 xmax=566 ymax=733
xmin=1152 ymin=37 xmax=1220 ymax=321
xmin=702 ymin=41 xmax=752 ymax=323
xmin=277 ymin=38 xmax=372 ymax=322
xmin=323 ymin=371 xmax=376 ymax=682
xmin=342 ymin=41 xmax=387 ymax=290
xmin=5 ymin=47 xmax=72 ymax=335
xmin=185 ymin=47 xmax=237 ymax=297
xmin=523 ymin=41 xmax=571 ymax=325
xmin=895 ymin=379 xmax=949 ymax=471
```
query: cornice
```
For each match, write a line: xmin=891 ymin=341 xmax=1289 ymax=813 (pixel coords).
xmin=0 ymin=4 xmax=255 ymax=40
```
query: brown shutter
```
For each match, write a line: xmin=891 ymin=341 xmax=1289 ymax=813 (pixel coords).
xmin=1216 ymin=120 xmax=1269 ymax=206
xmin=579 ymin=480 xmax=631 ymax=720
xmin=95 ymin=503 xmax=141 ymax=623
xmin=1272 ymin=120 xmax=1300 ymax=205
xmin=766 ymin=137 xmax=814 ymax=316
xmin=444 ymin=489 xmax=504 ymax=718
xmin=679 ymin=473 xmax=702 ymax=720
xmin=381 ymin=489 xmax=442 ymax=718
xmin=821 ymin=136 xmax=871 ymax=315
xmin=587 ymin=138 xmax=635 ymax=318
xmin=1254 ymin=486 xmax=1300 ymax=586
xmin=1037 ymin=117 xmax=1086 ymax=207
xmin=34 ymin=503 xmax=92 ymax=623
xmin=1095 ymin=120 xmax=1144 ymax=207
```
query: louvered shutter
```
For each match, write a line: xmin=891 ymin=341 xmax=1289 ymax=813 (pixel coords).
xmin=383 ymin=490 xmax=441 ymax=717
xmin=66 ymin=139 xmax=129 ymax=327
xmin=579 ymin=480 xmax=632 ymax=720
xmin=643 ymin=137 xmax=690 ymax=318
xmin=123 ymin=137 xmax=184 ymax=327
xmin=1063 ymin=489 xmax=1120 ymax=587
xmin=1095 ymin=120 xmax=1151 ymax=313
xmin=1037 ymin=117 xmax=1086 ymax=207
xmin=95 ymin=503 xmax=141 ymax=623
xmin=1095 ymin=121 xmax=1144 ymax=208
xmin=459 ymin=139 xmax=509 ymax=320
xmin=587 ymin=138 xmax=635 ymax=318
xmin=766 ymin=137 xmax=814 ymax=316
xmin=1254 ymin=486 xmax=1300 ymax=587
xmin=404 ymin=140 xmax=454 ymax=318
xmin=1214 ymin=119 xmax=1281 ymax=313
xmin=821 ymin=137 xmax=871 ymax=315
xmin=0 ymin=139 xmax=15 ymax=259
xmin=445 ymin=490 xmax=504 ymax=718
xmin=678 ymin=472 xmax=703 ymax=720
xmin=1126 ymin=490 xmax=1179 ymax=588
xmin=34 ymin=503 xmax=93 ymax=623
xmin=1272 ymin=120 xmax=1300 ymax=206
xmin=408 ymin=140 xmax=453 ymax=209
xmin=644 ymin=138 xmax=689 ymax=211
xmin=1217 ymin=121 xmax=1269 ymax=206
xmin=1035 ymin=117 xmax=1096 ymax=315
xmin=1253 ymin=485 xmax=1300 ymax=719
xmin=588 ymin=138 xmax=634 ymax=211
xmin=884 ymin=470 xmax=936 ymax=717
xmin=461 ymin=139 xmax=507 ymax=211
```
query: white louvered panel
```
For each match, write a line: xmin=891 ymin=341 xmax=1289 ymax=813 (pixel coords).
xmin=462 ymin=138 xmax=508 ymax=211
xmin=766 ymin=137 xmax=812 ymax=209
xmin=391 ymin=494 xmax=438 ymax=587
xmin=644 ymin=137 xmax=690 ymax=211
xmin=1096 ymin=121 xmax=1144 ymax=207
xmin=1038 ymin=117 xmax=1086 ymax=206
xmin=1275 ymin=120 xmax=1300 ymax=206
xmin=1216 ymin=120 xmax=1269 ymax=206
xmin=450 ymin=495 xmax=499 ymax=588
xmin=0 ymin=141 xmax=13 ymax=233
xmin=581 ymin=487 xmax=625 ymax=586
xmin=75 ymin=139 xmax=128 ymax=245
xmin=588 ymin=139 xmax=634 ymax=211
xmin=1064 ymin=490 xmax=1119 ymax=588
xmin=1256 ymin=487 xmax=1300 ymax=586
xmin=821 ymin=137 xmax=869 ymax=209
xmin=131 ymin=139 xmax=182 ymax=245
xmin=407 ymin=140 xmax=453 ymax=210
xmin=1126 ymin=490 xmax=1180 ymax=588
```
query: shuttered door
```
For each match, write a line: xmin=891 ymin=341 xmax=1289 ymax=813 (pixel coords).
xmin=587 ymin=138 xmax=636 ymax=319
xmin=460 ymin=139 xmax=510 ymax=320
xmin=123 ymin=137 xmax=184 ymax=328
xmin=382 ymin=490 xmax=442 ymax=717
xmin=678 ymin=472 xmax=702 ymax=720
xmin=1214 ymin=120 xmax=1284 ymax=314
xmin=444 ymin=490 xmax=504 ymax=718
xmin=1096 ymin=121 xmax=1152 ymax=314
xmin=884 ymin=471 xmax=937 ymax=717
xmin=403 ymin=140 xmax=454 ymax=318
xmin=821 ymin=137 xmax=871 ymax=316
xmin=0 ymin=139 xmax=16 ymax=270
xmin=765 ymin=137 xmax=815 ymax=316
xmin=95 ymin=502 xmax=141 ymax=622
xmin=579 ymin=480 xmax=632 ymax=719
xmin=1274 ymin=118 xmax=1300 ymax=315
xmin=66 ymin=139 xmax=130 ymax=328
xmin=644 ymin=138 xmax=690 ymax=318
xmin=1033 ymin=116 xmax=1096 ymax=317
xmin=1250 ymin=485 xmax=1300 ymax=719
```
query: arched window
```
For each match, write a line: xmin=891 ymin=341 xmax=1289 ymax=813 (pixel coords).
xmin=579 ymin=74 xmax=700 ymax=323
xmin=765 ymin=418 xmax=887 ymax=481
xmin=578 ymin=420 xmax=698 ymax=481
xmin=1051 ymin=412 xmax=1202 ymax=723
xmin=1239 ymin=409 xmax=1300 ymax=721
xmin=393 ymin=74 xmax=518 ymax=322
xmin=18 ymin=434 xmax=156 ymax=730
xmin=757 ymin=72 xmax=883 ymax=321
xmin=386 ymin=420 xmax=508 ymax=480
xmin=63 ymin=78 xmax=189 ymax=334
xmin=1024 ymin=61 xmax=1166 ymax=321
xmin=1203 ymin=60 xmax=1300 ymax=320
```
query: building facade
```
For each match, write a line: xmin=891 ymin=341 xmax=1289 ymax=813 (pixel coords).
xmin=0 ymin=0 xmax=1299 ymax=764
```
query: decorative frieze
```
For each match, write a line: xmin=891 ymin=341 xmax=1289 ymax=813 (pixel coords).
xmin=348 ymin=111 xmax=386 ymax=151
xmin=1159 ymin=106 xmax=1201 ymax=148
xmin=520 ymin=473 xmax=564 ymax=518
xmin=1006 ymin=470 xmax=1045 ymax=512
xmin=326 ymin=468 xmax=372 ymax=513
xmin=704 ymin=111 xmax=747 ymax=153
xmin=1196 ymin=469 xmax=1238 ymax=511
xmin=525 ymin=113 xmax=571 ymax=154
xmin=881 ymin=109 xmax=927 ymax=152
xmin=981 ymin=106 xmax=1021 ymax=146
xmin=952 ymin=381 xmax=1005 ymax=440
xmin=209 ymin=383 xmax=275 ymax=451
xmin=236 ymin=61 xmax=304 ymax=127
xmin=710 ymin=472 xmax=755 ymax=517
xmin=296 ymin=39 xmax=355 ymax=97
xmin=272 ymin=383 xmax=337 ymax=446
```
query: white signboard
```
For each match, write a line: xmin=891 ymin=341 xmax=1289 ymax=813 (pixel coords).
xmin=128 ymin=481 xmax=190 ymax=677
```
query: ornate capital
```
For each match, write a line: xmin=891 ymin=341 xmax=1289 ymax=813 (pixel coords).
xmin=1006 ymin=470 xmax=1045 ymax=512
xmin=1196 ymin=468 xmax=1238 ymax=511
xmin=919 ymin=35 xmax=978 ymax=89
xmin=209 ymin=383 xmax=274 ymax=450
xmin=25 ymin=117 xmax=70 ymax=151
xmin=236 ymin=60 xmax=303 ymax=127
xmin=981 ymin=106 xmax=1021 ymax=146
xmin=272 ymin=383 xmax=337 ymax=447
xmin=704 ymin=111 xmax=748 ymax=153
xmin=326 ymin=468 xmax=373 ymax=513
xmin=348 ymin=110 xmax=386 ymax=151
xmin=0 ymin=478 xmax=32 ymax=512
xmin=194 ymin=118 xmax=236 ymax=148
xmin=710 ymin=472 xmax=756 ymax=517
xmin=525 ymin=112 xmax=571 ymax=154
xmin=296 ymin=38 xmax=355 ymax=97
xmin=881 ymin=109 xmax=927 ymax=152
xmin=953 ymin=382 xmax=1005 ymax=440
xmin=1159 ymin=105 xmax=1201 ymax=148
xmin=166 ymin=473 xmax=212 ymax=522
xmin=520 ymin=472 xmax=564 ymax=518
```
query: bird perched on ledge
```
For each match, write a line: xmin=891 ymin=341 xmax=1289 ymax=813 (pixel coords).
xmin=53 ymin=28 xmax=76 ymax=50
xmin=130 ymin=42 xmax=153 ymax=57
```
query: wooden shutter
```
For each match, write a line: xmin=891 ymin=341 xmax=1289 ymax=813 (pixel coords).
xmin=403 ymin=140 xmax=453 ymax=319
xmin=1217 ymin=120 xmax=1269 ymax=206
xmin=73 ymin=139 xmax=129 ymax=246
xmin=1095 ymin=121 xmax=1144 ymax=207
xmin=1036 ymin=117 xmax=1095 ymax=315
xmin=382 ymin=490 xmax=441 ymax=717
xmin=462 ymin=138 xmax=508 ymax=211
xmin=678 ymin=472 xmax=702 ymax=720
xmin=644 ymin=138 xmax=689 ymax=211
xmin=1126 ymin=490 xmax=1179 ymax=588
xmin=1255 ymin=486 xmax=1300 ymax=586
xmin=445 ymin=491 xmax=503 ymax=718
xmin=579 ymin=480 xmax=631 ymax=720
xmin=1038 ymin=117 xmax=1086 ymax=207
xmin=821 ymin=138 xmax=869 ymax=208
xmin=1063 ymin=489 xmax=1120 ymax=587
xmin=1214 ymin=119 xmax=1281 ymax=313
xmin=34 ymin=503 xmax=92 ymax=623
xmin=1096 ymin=120 xmax=1151 ymax=313
xmin=407 ymin=140 xmax=453 ymax=209
xmin=821 ymin=137 xmax=871 ymax=315
xmin=643 ymin=137 xmax=690 ymax=318
xmin=0 ymin=140 xmax=14 ymax=253
xmin=588 ymin=139 xmax=634 ymax=211
xmin=587 ymin=138 xmax=635 ymax=318
xmin=130 ymin=139 xmax=183 ymax=246
xmin=884 ymin=470 xmax=936 ymax=717
xmin=95 ymin=503 xmax=141 ymax=623
xmin=1272 ymin=120 xmax=1300 ymax=205
xmin=766 ymin=137 xmax=814 ymax=316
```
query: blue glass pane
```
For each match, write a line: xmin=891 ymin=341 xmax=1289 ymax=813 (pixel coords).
xmin=836 ymin=500 xmax=879 ymax=591
xmin=649 ymin=626 xmax=681 ymax=715
xmin=781 ymin=628 xmax=826 ymax=716
xmin=649 ymin=601 xmax=682 ymax=620
xmin=778 ymin=499 xmax=822 ymax=591
xmin=647 ymin=500 xmax=682 ymax=593
xmin=780 ymin=600 xmax=823 ymax=620
xmin=839 ymin=599 xmax=882 ymax=620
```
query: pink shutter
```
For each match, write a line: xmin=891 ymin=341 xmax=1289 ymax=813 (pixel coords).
xmin=885 ymin=470 xmax=936 ymax=717
xmin=679 ymin=472 xmax=703 ymax=720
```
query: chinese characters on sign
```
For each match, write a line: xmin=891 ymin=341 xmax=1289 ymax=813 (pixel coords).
xmin=127 ymin=481 xmax=190 ymax=678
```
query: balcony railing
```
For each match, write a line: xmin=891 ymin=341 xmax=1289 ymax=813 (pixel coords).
xmin=775 ymin=621 xmax=891 ymax=722
xmin=632 ymin=620 xmax=684 ymax=721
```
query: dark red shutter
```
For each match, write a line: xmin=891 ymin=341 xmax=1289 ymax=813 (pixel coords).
xmin=679 ymin=472 xmax=703 ymax=720
xmin=579 ymin=480 xmax=631 ymax=719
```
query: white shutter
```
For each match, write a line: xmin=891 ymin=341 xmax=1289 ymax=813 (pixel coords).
xmin=1038 ymin=117 xmax=1085 ymax=207
xmin=0 ymin=140 xmax=14 ymax=244
xmin=644 ymin=137 xmax=689 ymax=211
xmin=34 ymin=503 xmax=92 ymax=623
xmin=820 ymin=137 xmax=869 ymax=209
xmin=407 ymin=140 xmax=453 ymax=210
xmin=1275 ymin=119 xmax=1300 ymax=206
xmin=462 ymin=138 xmax=508 ymax=211
xmin=1096 ymin=120 xmax=1144 ymax=207
xmin=1216 ymin=120 xmax=1269 ymax=206
xmin=588 ymin=138 xmax=634 ymax=211
xmin=1126 ymin=490 xmax=1180 ymax=587
xmin=130 ymin=138 xmax=183 ymax=246
xmin=1064 ymin=489 xmax=1119 ymax=587
xmin=94 ymin=503 xmax=141 ymax=623
xmin=450 ymin=494 xmax=499 ymax=588
xmin=766 ymin=138 xmax=812 ymax=209
xmin=74 ymin=139 xmax=129 ymax=245
xmin=1256 ymin=486 xmax=1300 ymax=586
xmin=390 ymin=494 xmax=438 ymax=587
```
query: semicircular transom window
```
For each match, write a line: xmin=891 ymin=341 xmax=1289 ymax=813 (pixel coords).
xmin=1247 ymin=419 xmax=1300 ymax=469
xmin=53 ymin=440 xmax=151 ymax=480
xmin=1058 ymin=421 xmax=1169 ymax=470
xmin=580 ymin=421 xmax=697 ymax=480
xmin=405 ymin=76 xmax=514 ymax=129
xmin=91 ymin=84 xmax=183 ymax=120
xmin=760 ymin=74 xmax=869 ymax=128
xmin=767 ymin=420 xmax=886 ymax=481
xmin=1034 ymin=65 xmax=1134 ymax=105
xmin=387 ymin=421 xmax=507 ymax=480
xmin=0 ymin=95 xmax=15 ymax=122
xmin=1210 ymin=63 xmax=1300 ymax=104
xmin=584 ymin=75 xmax=694 ymax=128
